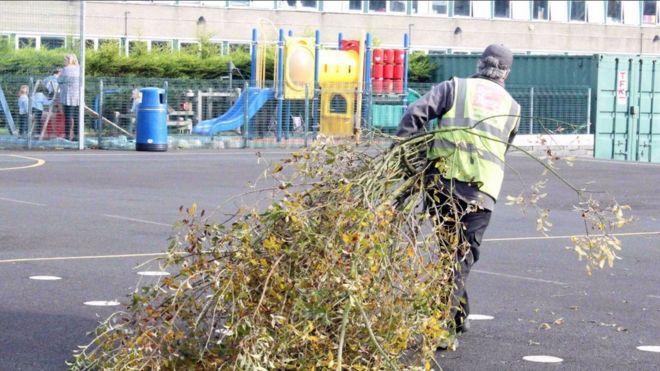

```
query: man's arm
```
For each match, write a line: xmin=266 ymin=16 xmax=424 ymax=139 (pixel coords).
xmin=395 ymin=80 xmax=454 ymax=137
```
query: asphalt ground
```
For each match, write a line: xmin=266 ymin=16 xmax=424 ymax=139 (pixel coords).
xmin=0 ymin=149 xmax=659 ymax=371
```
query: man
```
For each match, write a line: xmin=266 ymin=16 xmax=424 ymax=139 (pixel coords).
xmin=395 ymin=44 xmax=521 ymax=340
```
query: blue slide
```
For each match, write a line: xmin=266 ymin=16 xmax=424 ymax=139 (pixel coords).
xmin=0 ymin=85 xmax=17 ymax=135
xmin=192 ymin=87 xmax=274 ymax=135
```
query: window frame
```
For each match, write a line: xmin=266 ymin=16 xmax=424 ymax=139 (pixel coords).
xmin=452 ymin=0 xmax=472 ymax=17
xmin=429 ymin=0 xmax=449 ymax=16
xmin=568 ymin=0 xmax=587 ymax=22
xmin=605 ymin=0 xmax=623 ymax=24
xmin=17 ymin=35 xmax=38 ymax=49
xmin=531 ymin=0 xmax=549 ymax=21
xmin=493 ymin=0 xmax=512 ymax=19
xmin=40 ymin=36 xmax=66 ymax=50
xmin=642 ymin=0 xmax=658 ymax=25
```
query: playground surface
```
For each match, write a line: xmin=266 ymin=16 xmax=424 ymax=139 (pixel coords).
xmin=0 ymin=149 xmax=659 ymax=370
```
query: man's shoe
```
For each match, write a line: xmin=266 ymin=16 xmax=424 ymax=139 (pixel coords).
xmin=457 ymin=317 xmax=470 ymax=333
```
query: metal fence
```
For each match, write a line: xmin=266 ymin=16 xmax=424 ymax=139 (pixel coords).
xmin=0 ymin=75 xmax=592 ymax=151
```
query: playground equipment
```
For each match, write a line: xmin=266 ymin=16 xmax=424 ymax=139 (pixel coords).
xmin=192 ymin=26 xmax=412 ymax=138
xmin=0 ymin=85 xmax=17 ymax=135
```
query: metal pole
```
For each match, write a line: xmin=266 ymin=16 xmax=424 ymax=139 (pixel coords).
xmin=243 ymin=82 xmax=249 ymax=148
xmin=276 ymin=28 xmax=284 ymax=142
xmin=250 ymin=28 xmax=257 ymax=88
xmin=304 ymin=83 xmax=309 ymax=147
xmin=78 ymin=0 xmax=86 ymax=150
xmin=313 ymin=30 xmax=320 ymax=134
xmin=529 ymin=87 xmax=534 ymax=134
xmin=98 ymin=79 xmax=103 ymax=149
xmin=27 ymin=77 xmax=33 ymax=149
xmin=586 ymin=87 xmax=591 ymax=134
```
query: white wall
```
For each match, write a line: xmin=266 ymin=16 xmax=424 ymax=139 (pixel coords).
xmin=472 ymin=0 xmax=491 ymax=19
xmin=512 ymin=0 xmax=530 ymax=20
xmin=623 ymin=0 xmax=640 ymax=25
xmin=549 ymin=1 xmax=567 ymax=22
xmin=587 ymin=0 xmax=604 ymax=23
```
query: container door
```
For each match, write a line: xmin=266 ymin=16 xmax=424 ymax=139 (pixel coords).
xmin=594 ymin=57 xmax=635 ymax=161
xmin=634 ymin=59 xmax=660 ymax=163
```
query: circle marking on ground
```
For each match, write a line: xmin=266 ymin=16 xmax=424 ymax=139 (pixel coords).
xmin=0 ymin=154 xmax=46 ymax=171
xmin=137 ymin=271 xmax=170 ymax=276
xmin=29 ymin=275 xmax=62 ymax=281
xmin=84 ymin=300 xmax=120 ymax=307
xmin=523 ymin=355 xmax=563 ymax=363
xmin=637 ymin=346 xmax=660 ymax=353
xmin=467 ymin=314 xmax=494 ymax=320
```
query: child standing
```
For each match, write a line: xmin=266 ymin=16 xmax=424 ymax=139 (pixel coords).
xmin=32 ymin=85 xmax=52 ymax=137
xmin=17 ymin=85 xmax=29 ymax=136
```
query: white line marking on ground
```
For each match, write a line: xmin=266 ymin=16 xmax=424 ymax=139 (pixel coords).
xmin=101 ymin=214 xmax=172 ymax=227
xmin=137 ymin=271 xmax=170 ymax=276
xmin=523 ymin=355 xmax=563 ymax=363
xmin=0 ymin=197 xmax=47 ymax=206
xmin=467 ymin=314 xmax=494 ymax=320
xmin=648 ymin=295 xmax=660 ymax=299
xmin=84 ymin=300 xmax=120 ymax=307
xmin=637 ymin=346 xmax=660 ymax=353
xmin=0 ymin=154 xmax=46 ymax=171
xmin=484 ymin=230 xmax=660 ymax=242
xmin=0 ymin=252 xmax=166 ymax=264
xmin=472 ymin=269 xmax=568 ymax=286
xmin=29 ymin=275 xmax=62 ymax=281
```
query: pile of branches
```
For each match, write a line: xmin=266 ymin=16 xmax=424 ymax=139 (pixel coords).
xmin=69 ymin=131 xmax=631 ymax=370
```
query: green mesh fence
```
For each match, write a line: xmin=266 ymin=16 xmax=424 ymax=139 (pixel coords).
xmin=0 ymin=75 xmax=591 ymax=150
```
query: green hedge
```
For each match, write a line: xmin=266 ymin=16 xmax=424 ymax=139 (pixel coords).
xmin=0 ymin=42 xmax=435 ymax=82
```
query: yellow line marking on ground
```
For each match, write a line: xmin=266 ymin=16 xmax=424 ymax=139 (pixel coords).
xmin=0 ymin=197 xmax=47 ymax=206
xmin=0 ymin=252 xmax=167 ymax=264
xmin=101 ymin=214 xmax=172 ymax=227
xmin=472 ymin=269 xmax=568 ymax=286
xmin=0 ymin=154 xmax=45 ymax=171
xmin=484 ymin=231 xmax=660 ymax=242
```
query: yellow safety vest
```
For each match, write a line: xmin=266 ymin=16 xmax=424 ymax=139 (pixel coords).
xmin=428 ymin=77 xmax=520 ymax=200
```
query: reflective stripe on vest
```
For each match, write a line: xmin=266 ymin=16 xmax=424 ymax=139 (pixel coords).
xmin=428 ymin=77 xmax=520 ymax=200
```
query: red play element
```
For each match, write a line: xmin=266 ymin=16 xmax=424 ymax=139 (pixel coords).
xmin=384 ymin=79 xmax=394 ymax=94
xmin=394 ymin=49 xmax=405 ymax=65
xmin=372 ymin=48 xmax=383 ymax=64
xmin=383 ymin=49 xmax=394 ymax=64
xmin=372 ymin=64 xmax=383 ymax=79
xmin=43 ymin=112 xmax=65 ymax=138
xmin=393 ymin=64 xmax=404 ymax=80
xmin=340 ymin=39 xmax=360 ymax=54
xmin=383 ymin=64 xmax=394 ymax=79
xmin=393 ymin=79 xmax=404 ymax=94
xmin=372 ymin=78 xmax=383 ymax=94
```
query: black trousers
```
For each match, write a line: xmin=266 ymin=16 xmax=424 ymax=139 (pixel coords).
xmin=426 ymin=181 xmax=492 ymax=331
xmin=63 ymin=105 xmax=79 ymax=139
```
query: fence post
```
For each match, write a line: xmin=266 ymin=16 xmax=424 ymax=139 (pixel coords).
xmin=529 ymin=86 xmax=534 ymax=134
xmin=27 ymin=77 xmax=33 ymax=149
xmin=78 ymin=0 xmax=86 ymax=150
xmin=586 ymin=87 xmax=591 ymax=134
xmin=304 ymin=83 xmax=309 ymax=147
xmin=243 ymin=82 xmax=249 ymax=148
xmin=98 ymin=79 xmax=103 ymax=149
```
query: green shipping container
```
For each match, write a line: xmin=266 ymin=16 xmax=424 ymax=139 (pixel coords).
xmin=594 ymin=55 xmax=660 ymax=162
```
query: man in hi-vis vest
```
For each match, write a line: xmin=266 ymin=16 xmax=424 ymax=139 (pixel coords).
xmin=396 ymin=44 xmax=520 ymax=344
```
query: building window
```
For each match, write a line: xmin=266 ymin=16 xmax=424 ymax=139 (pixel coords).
xmin=229 ymin=43 xmax=250 ymax=53
xmin=41 ymin=37 xmax=65 ymax=50
xmin=152 ymin=40 xmax=172 ymax=52
xmin=282 ymin=0 xmax=317 ymax=9
xmin=369 ymin=0 xmax=386 ymax=13
xmin=453 ymin=0 xmax=471 ymax=16
xmin=18 ymin=36 xmax=37 ymax=49
xmin=431 ymin=1 xmax=448 ymax=15
xmin=410 ymin=0 xmax=418 ymax=14
xmin=228 ymin=0 xmax=250 ymax=6
xmin=128 ymin=40 xmax=149 ymax=54
xmin=606 ymin=0 xmax=622 ymax=23
xmin=643 ymin=0 xmax=657 ymax=24
xmin=493 ymin=0 xmax=511 ymax=18
xmin=85 ymin=39 xmax=96 ymax=50
xmin=569 ymin=0 xmax=586 ymax=21
xmin=532 ymin=0 xmax=548 ymax=20
xmin=348 ymin=0 xmax=362 ymax=11
xmin=389 ymin=0 xmax=406 ymax=12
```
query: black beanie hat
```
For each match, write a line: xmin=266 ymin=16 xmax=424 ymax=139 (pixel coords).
xmin=480 ymin=44 xmax=513 ymax=69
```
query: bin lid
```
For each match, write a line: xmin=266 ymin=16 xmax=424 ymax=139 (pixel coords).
xmin=140 ymin=87 xmax=165 ymax=107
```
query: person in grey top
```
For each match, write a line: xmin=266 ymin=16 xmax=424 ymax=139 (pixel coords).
xmin=59 ymin=54 xmax=80 ymax=140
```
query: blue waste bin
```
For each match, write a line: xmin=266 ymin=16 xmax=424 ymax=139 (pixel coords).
xmin=136 ymin=87 xmax=168 ymax=152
